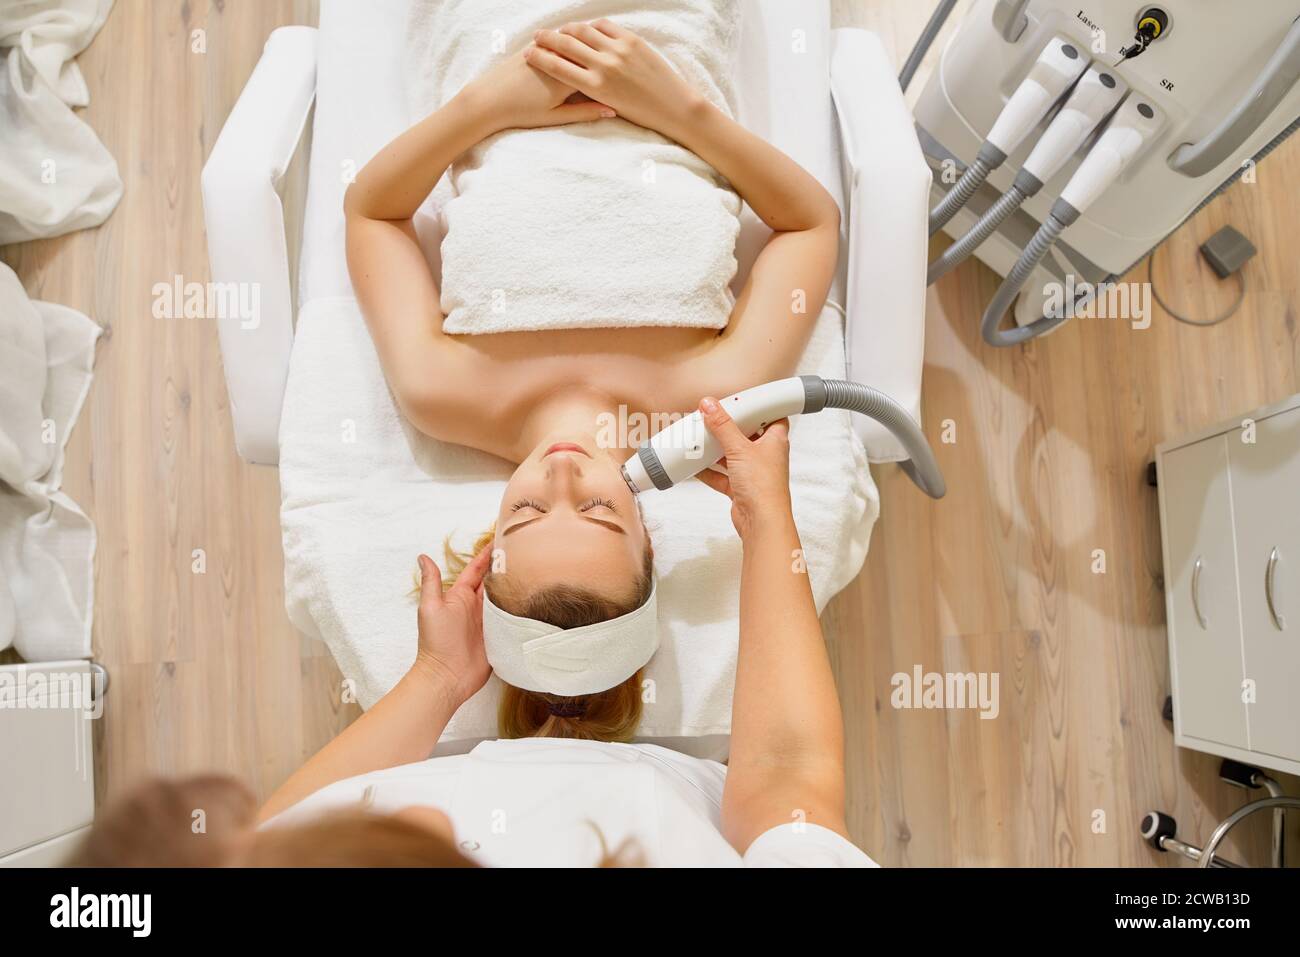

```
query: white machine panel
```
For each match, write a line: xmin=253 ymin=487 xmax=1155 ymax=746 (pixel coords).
xmin=916 ymin=0 xmax=1300 ymax=275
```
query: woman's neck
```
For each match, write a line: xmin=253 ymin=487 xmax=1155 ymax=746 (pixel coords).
xmin=513 ymin=387 xmax=636 ymax=464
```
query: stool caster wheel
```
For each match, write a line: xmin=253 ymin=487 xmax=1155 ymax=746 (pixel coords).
xmin=1140 ymin=811 xmax=1176 ymax=851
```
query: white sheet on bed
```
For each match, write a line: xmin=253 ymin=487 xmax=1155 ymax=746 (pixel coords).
xmin=283 ymin=0 xmax=876 ymax=747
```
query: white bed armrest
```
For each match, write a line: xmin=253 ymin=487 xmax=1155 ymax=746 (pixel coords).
xmin=830 ymin=28 xmax=931 ymax=463
xmin=201 ymin=26 xmax=317 ymax=466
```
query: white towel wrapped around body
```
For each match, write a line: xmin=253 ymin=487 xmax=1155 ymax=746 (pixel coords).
xmin=404 ymin=0 xmax=742 ymax=334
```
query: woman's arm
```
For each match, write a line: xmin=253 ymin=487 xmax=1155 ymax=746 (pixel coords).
xmin=528 ymin=21 xmax=839 ymax=380
xmin=259 ymin=549 xmax=493 ymax=822
xmin=693 ymin=398 xmax=849 ymax=853
xmin=344 ymin=92 xmax=492 ymax=439
xmin=345 ymin=51 xmax=614 ymax=441
xmin=258 ymin=657 xmax=462 ymax=823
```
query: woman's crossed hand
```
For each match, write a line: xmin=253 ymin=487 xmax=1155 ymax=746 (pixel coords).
xmin=527 ymin=19 xmax=701 ymax=138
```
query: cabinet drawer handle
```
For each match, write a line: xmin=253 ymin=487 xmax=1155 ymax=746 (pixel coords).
xmin=1266 ymin=547 xmax=1286 ymax=631
xmin=1191 ymin=556 xmax=1207 ymax=630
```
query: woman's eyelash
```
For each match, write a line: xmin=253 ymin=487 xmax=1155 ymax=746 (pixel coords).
xmin=510 ymin=498 xmax=615 ymax=512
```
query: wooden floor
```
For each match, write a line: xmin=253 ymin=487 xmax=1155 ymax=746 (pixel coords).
xmin=3 ymin=0 xmax=1297 ymax=866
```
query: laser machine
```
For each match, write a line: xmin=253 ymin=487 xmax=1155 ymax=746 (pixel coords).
xmin=909 ymin=0 xmax=1300 ymax=345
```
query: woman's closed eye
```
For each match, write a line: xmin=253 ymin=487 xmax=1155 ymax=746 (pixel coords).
xmin=509 ymin=497 xmax=616 ymax=514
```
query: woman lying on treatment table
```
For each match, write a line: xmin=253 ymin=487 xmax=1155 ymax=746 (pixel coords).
xmin=342 ymin=19 xmax=841 ymax=740
xmin=75 ymin=406 xmax=872 ymax=866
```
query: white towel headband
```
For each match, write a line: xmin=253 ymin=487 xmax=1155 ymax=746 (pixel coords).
xmin=482 ymin=582 xmax=658 ymax=697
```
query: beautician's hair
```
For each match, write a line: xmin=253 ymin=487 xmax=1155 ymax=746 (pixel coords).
xmin=68 ymin=775 xmax=478 ymax=868
xmin=443 ymin=527 xmax=653 ymax=742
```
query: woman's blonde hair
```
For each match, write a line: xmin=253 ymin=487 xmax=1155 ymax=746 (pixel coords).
xmin=439 ymin=526 xmax=653 ymax=742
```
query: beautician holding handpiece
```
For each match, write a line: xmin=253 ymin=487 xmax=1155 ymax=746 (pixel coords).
xmin=73 ymin=401 xmax=874 ymax=868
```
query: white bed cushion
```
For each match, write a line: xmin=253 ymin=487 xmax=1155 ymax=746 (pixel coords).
xmin=283 ymin=0 xmax=875 ymax=746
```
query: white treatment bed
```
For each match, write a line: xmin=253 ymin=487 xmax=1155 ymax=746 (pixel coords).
xmin=202 ymin=0 xmax=931 ymax=755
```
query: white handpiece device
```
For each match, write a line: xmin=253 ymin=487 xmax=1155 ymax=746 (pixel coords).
xmin=929 ymin=36 xmax=1090 ymax=236
xmin=1059 ymin=95 xmax=1165 ymax=214
xmin=1022 ymin=65 xmax=1128 ymax=183
xmin=928 ymin=60 xmax=1128 ymax=284
xmin=986 ymin=36 xmax=1090 ymax=155
xmin=979 ymin=95 xmax=1167 ymax=348
xmin=621 ymin=376 xmax=946 ymax=499
xmin=622 ymin=378 xmax=809 ymax=492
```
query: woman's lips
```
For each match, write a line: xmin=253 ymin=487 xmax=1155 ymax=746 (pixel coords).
xmin=544 ymin=442 xmax=591 ymax=458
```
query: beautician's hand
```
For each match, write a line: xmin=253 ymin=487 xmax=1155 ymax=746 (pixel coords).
xmin=464 ymin=48 xmax=616 ymax=132
xmin=694 ymin=397 xmax=793 ymax=541
xmin=527 ymin=20 xmax=701 ymax=137
xmin=413 ymin=547 xmax=493 ymax=705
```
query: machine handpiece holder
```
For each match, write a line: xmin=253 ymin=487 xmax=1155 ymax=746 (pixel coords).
xmin=622 ymin=376 xmax=946 ymax=499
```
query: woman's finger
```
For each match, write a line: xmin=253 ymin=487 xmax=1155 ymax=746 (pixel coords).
xmin=698 ymin=396 xmax=752 ymax=458
xmin=453 ymin=545 xmax=494 ymax=594
xmin=418 ymin=555 xmax=444 ymax=609
xmin=757 ymin=418 xmax=790 ymax=443
xmin=591 ymin=17 xmax=632 ymax=40
xmin=523 ymin=44 xmax=588 ymax=88
xmin=542 ymin=100 xmax=617 ymax=126
xmin=533 ymin=28 xmax=598 ymax=68
xmin=561 ymin=21 xmax=615 ymax=51
xmin=694 ymin=466 xmax=731 ymax=498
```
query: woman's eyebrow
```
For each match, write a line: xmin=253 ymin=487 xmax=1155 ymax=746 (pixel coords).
xmin=503 ymin=515 xmax=624 ymax=535
xmin=502 ymin=516 xmax=546 ymax=536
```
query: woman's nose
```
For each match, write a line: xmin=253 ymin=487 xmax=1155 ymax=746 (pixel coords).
xmin=545 ymin=453 xmax=584 ymax=489
xmin=546 ymin=453 xmax=583 ymax=476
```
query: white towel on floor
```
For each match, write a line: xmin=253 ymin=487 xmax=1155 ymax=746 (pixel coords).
xmin=0 ymin=262 xmax=100 ymax=658
xmin=279 ymin=295 xmax=877 ymax=745
xmin=404 ymin=0 xmax=742 ymax=334
xmin=0 ymin=0 xmax=122 ymax=244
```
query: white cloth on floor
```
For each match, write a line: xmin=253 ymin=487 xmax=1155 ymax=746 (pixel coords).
xmin=0 ymin=262 xmax=99 ymax=657
xmin=0 ymin=0 xmax=122 ymax=244
xmin=404 ymin=0 xmax=742 ymax=334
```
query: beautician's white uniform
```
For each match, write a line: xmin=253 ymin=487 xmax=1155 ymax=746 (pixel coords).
xmin=268 ymin=737 xmax=876 ymax=867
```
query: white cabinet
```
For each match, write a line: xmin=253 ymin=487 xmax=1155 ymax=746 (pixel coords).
xmin=1156 ymin=395 xmax=1300 ymax=776
xmin=0 ymin=660 xmax=98 ymax=866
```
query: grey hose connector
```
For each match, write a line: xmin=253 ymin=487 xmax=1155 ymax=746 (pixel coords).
xmin=928 ymin=143 xmax=1006 ymax=236
xmin=980 ymin=199 xmax=1082 ymax=347
xmin=814 ymin=378 xmax=946 ymax=499
xmin=928 ymin=170 xmax=1042 ymax=284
